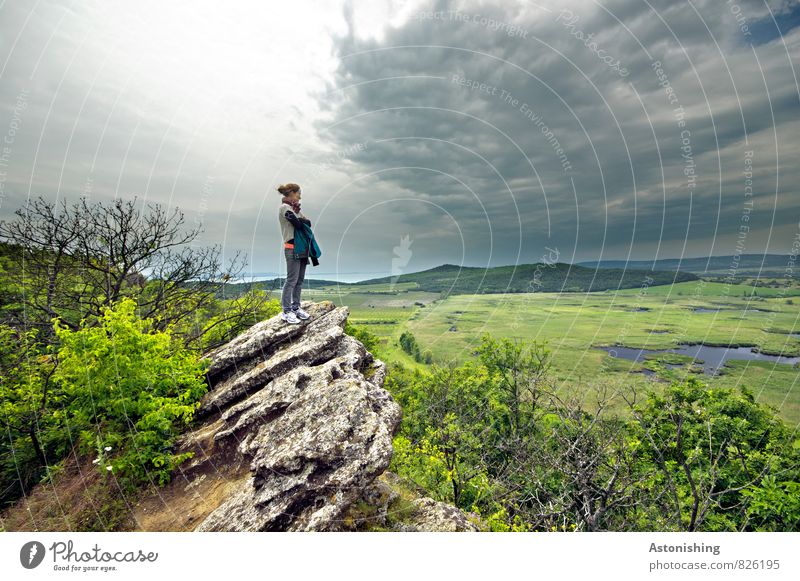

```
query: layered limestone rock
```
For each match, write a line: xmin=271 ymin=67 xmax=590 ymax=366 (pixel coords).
xmin=132 ymin=300 xmax=478 ymax=532
xmin=187 ymin=301 xmax=398 ymax=531
xmin=338 ymin=471 xmax=480 ymax=532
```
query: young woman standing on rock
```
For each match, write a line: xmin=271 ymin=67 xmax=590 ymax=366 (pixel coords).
xmin=278 ymin=182 xmax=312 ymax=324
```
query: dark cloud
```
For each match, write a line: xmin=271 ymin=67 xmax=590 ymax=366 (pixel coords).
xmin=312 ymin=0 xmax=800 ymax=273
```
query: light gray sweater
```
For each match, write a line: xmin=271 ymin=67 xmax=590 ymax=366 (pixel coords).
xmin=278 ymin=203 xmax=308 ymax=243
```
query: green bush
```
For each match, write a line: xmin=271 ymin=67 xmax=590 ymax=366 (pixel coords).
xmin=174 ymin=288 xmax=281 ymax=352
xmin=629 ymin=378 xmax=798 ymax=531
xmin=0 ymin=325 xmax=67 ymax=506
xmin=344 ymin=319 xmax=382 ymax=358
xmin=52 ymin=297 xmax=210 ymax=492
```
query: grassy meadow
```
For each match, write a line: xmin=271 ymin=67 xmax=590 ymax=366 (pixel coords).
xmin=272 ymin=279 xmax=800 ymax=425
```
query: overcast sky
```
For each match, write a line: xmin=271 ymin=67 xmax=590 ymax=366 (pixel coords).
xmin=0 ymin=0 xmax=798 ymax=282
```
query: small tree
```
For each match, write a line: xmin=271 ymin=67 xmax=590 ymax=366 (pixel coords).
xmin=0 ymin=195 xmax=257 ymax=346
xmin=476 ymin=332 xmax=552 ymax=437
xmin=389 ymin=359 xmax=498 ymax=508
xmin=175 ymin=288 xmax=281 ymax=352
xmin=627 ymin=377 xmax=792 ymax=531
xmin=399 ymin=331 xmax=420 ymax=358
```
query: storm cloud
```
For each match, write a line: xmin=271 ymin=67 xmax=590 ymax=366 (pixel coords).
xmin=312 ymin=0 xmax=800 ymax=275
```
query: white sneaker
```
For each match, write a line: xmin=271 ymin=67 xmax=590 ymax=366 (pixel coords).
xmin=281 ymin=310 xmax=301 ymax=324
xmin=293 ymin=307 xmax=310 ymax=320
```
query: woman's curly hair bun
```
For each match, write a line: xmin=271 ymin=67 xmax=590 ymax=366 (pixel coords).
xmin=277 ymin=183 xmax=301 ymax=195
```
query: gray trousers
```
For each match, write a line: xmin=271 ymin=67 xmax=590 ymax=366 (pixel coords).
xmin=281 ymin=247 xmax=307 ymax=312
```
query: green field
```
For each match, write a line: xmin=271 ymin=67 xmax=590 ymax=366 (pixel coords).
xmin=271 ymin=279 xmax=800 ymax=425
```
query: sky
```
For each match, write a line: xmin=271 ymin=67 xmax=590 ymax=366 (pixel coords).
xmin=0 ymin=0 xmax=798 ymax=283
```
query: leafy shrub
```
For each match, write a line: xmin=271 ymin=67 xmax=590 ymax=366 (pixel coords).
xmin=176 ymin=288 xmax=281 ymax=352
xmin=344 ymin=319 xmax=382 ymax=357
xmin=52 ymin=297 xmax=210 ymax=492
xmin=0 ymin=325 xmax=68 ymax=506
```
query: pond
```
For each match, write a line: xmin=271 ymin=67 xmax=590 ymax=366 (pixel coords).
xmin=595 ymin=343 xmax=800 ymax=375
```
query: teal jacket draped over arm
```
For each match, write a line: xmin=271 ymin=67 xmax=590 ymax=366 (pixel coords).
xmin=292 ymin=221 xmax=322 ymax=266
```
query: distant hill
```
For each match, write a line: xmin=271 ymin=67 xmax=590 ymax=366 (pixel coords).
xmin=577 ymin=254 xmax=792 ymax=276
xmin=241 ymin=262 xmax=698 ymax=296
xmin=344 ymin=262 xmax=696 ymax=294
xmin=255 ymin=277 xmax=356 ymax=289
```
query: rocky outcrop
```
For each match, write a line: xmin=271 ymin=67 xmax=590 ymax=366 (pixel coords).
xmin=131 ymin=300 xmax=479 ymax=532
xmin=338 ymin=471 xmax=481 ymax=531
xmin=180 ymin=300 xmax=398 ymax=531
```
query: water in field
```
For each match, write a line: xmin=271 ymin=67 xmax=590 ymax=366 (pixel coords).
xmin=596 ymin=343 xmax=800 ymax=375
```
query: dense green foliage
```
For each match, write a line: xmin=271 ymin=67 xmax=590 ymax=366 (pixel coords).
xmin=0 ymin=298 xmax=210 ymax=509
xmin=385 ymin=335 xmax=800 ymax=531
xmin=52 ymin=298 xmax=210 ymax=490
xmin=629 ymin=378 xmax=800 ymax=531
xmin=0 ymin=325 xmax=63 ymax=505
xmin=173 ymin=287 xmax=281 ymax=351
xmin=344 ymin=319 xmax=383 ymax=356
xmin=398 ymin=331 xmax=433 ymax=364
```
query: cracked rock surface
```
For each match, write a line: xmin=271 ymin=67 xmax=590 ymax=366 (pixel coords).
xmin=166 ymin=300 xmax=401 ymax=531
